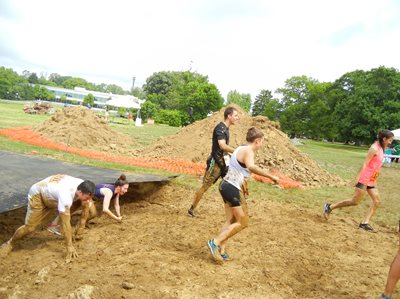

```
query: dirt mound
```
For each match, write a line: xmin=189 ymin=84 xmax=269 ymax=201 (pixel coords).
xmin=140 ymin=105 xmax=344 ymax=187
xmin=35 ymin=107 xmax=138 ymax=155
xmin=23 ymin=101 xmax=53 ymax=114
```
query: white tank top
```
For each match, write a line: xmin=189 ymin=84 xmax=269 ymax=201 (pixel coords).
xmin=224 ymin=146 xmax=251 ymax=190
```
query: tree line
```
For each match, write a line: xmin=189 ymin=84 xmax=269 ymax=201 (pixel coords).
xmin=1 ymin=65 xmax=399 ymax=142
xmin=252 ymin=66 xmax=400 ymax=144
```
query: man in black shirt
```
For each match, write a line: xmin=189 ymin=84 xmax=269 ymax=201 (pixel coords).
xmin=188 ymin=107 xmax=239 ymax=217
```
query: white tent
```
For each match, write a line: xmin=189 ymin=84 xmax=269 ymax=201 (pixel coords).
xmin=106 ymin=96 xmax=140 ymax=109
xmin=392 ymin=129 xmax=400 ymax=140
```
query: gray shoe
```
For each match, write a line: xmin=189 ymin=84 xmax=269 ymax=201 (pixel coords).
xmin=359 ymin=223 xmax=374 ymax=232
xmin=188 ymin=208 xmax=195 ymax=217
xmin=323 ymin=203 xmax=332 ymax=220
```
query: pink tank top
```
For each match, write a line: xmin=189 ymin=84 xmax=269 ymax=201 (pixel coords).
xmin=358 ymin=142 xmax=383 ymax=186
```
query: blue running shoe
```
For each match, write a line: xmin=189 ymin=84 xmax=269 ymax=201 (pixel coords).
xmin=380 ymin=294 xmax=392 ymax=299
xmin=207 ymin=239 xmax=223 ymax=262
xmin=221 ymin=252 xmax=230 ymax=261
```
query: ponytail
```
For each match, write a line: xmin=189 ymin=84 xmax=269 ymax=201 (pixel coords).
xmin=114 ymin=174 xmax=128 ymax=187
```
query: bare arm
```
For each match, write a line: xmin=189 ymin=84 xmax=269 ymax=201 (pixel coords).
xmin=114 ymin=195 xmax=121 ymax=218
xmin=59 ymin=210 xmax=78 ymax=263
xmin=242 ymin=148 xmax=280 ymax=184
xmin=102 ymin=188 xmax=122 ymax=221
xmin=218 ymin=139 xmax=235 ymax=154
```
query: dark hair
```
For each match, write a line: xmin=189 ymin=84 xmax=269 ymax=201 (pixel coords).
xmin=77 ymin=180 xmax=96 ymax=195
xmin=246 ymin=127 xmax=264 ymax=143
xmin=114 ymin=174 xmax=128 ymax=187
xmin=224 ymin=107 xmax=237 ymax=120
xmin=377 ymin=129 xmax=394 ymax=149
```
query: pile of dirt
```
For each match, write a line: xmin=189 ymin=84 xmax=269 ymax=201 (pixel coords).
xmin=140 ymin=105 xmax=344 ymax=187
xmin=0 ymin=183 xmax=396 ymax=298
xmin=35 ymin=107 xmax=138 ymax=155
xmin=23 ymin=101 xmax=53 ymax=114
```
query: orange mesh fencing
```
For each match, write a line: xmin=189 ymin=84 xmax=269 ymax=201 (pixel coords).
xmin=0 ymin=127 xmax=303 ymax=189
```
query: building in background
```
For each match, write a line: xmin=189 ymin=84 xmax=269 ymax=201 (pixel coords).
xmin=43 ymin=85 xmax=143 ymax=109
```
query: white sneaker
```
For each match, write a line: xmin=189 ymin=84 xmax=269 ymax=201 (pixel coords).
xmin=47 ymin=225 xmax=61 ymax=236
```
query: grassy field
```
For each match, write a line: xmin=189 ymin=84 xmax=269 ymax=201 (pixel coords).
xmin=1 ymin=100 xmax=399 ymax=229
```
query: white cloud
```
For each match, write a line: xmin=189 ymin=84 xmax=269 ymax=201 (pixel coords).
xmin=1 ymin=0 xmax=400 ymax=99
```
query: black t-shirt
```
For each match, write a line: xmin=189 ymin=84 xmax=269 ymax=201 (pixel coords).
xmin=211 ymin=122 xmax=229 ymax=160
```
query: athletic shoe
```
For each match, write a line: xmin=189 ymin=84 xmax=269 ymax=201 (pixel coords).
xmin=187 ymin=208 xmax=195 ymax=217
xmin=221 ymin=252 xmax=230 ymax=261
xmin=359 ymin=223 xmax=374 ymax=232
xmin=47 ymin=225 xmax=61 ymax=236
xmin=380 ymin=294 xmax=392 ymax=299
xmin=323 ymin=203 xmax=332 ymax=220
xmin=207 ymin=239 xmax=223 ymax=262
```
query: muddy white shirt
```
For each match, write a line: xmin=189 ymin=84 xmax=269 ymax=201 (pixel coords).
xmin=223 ymin=146 xmax=251 ymax=190
xmin=29 ymin=174 xmax=83 ymax=213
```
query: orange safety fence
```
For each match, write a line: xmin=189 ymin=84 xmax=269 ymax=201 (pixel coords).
xmin=0 ymin=127 xmax=303 ymax=189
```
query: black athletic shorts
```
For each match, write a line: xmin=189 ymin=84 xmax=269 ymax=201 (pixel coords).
xmin=355 ymin=182 xmax=376 ymax=190
xmin=219 ymin=180 xmax=244 ymax=207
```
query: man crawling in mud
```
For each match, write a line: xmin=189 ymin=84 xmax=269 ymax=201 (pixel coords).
xmin=0 ymin=174 xmax=95 ymax=263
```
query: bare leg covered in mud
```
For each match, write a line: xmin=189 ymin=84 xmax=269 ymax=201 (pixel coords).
xmin=0 ymin=224 xmax=37 ymax=258
xmin=381 ymin=226 xmax=400 ymax=298
xmin=74 ymin=200 xmax=97 ymax=240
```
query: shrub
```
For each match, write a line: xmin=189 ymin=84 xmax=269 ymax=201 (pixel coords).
xmin=153 ymin=109 xmax=183 ymax=127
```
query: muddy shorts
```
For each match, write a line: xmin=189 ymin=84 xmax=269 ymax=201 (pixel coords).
xmin=24 ymin=191 xmax=58 ymax=229
xmin=355 ymin=182 xmax=376 ymax=190
xmin=201 ymin=156 xmax=227 ymax=188
xmin=218 ymin=180 xmax=246 ymax=207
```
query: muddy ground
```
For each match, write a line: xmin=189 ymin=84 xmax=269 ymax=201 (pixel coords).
xmin=0 ymin=176 xmax=398 ymax=299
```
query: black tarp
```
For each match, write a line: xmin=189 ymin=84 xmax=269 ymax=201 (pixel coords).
xmin=0 ymin=150 xmax=175 ymax=213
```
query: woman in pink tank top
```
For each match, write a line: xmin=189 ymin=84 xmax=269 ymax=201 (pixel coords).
xmin=322 ymin=129 xmax=394 ymax=232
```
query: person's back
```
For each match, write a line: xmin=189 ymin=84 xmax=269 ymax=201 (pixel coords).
xmin=31 ymin=174 xmax=83 ymax=211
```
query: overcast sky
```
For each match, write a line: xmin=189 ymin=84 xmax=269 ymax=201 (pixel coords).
xmin=1 ymin=0 xmax=400 ymax=99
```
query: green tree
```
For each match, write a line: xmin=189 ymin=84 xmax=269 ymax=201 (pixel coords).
xmin=131 ymin=87 xmax=146 ymax=100
xmin=0 ymin=67 xmax=27 ymax=99
xmin=252 ymin=89 xmax=281 ymax=120
xmin=105 ymin=84 xmax=125 ymax=95
xmin=226 ymin=90 xmax=251 ymax=112
xmin=143 ymin=71 xmax=223 ymax=120
xmin=33 ymin=85 xmax=55 ymax=101
xmin=62 ymin=77 xmax=91 ymax=90
xmin=143 ymin=71 xmax=174 ymax=96
xmin=332 ymin=67 xmax=400 ymax=144
xmin=140 ymin=101 xmax=158 ymax=120
xmin=83 ymin=93 xmax=95 ymax=107
xmin=276 ymin=76 xmax=315 ymax=136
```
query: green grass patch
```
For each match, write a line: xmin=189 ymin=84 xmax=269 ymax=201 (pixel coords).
xmin=0 ymin=100 xmax=51 ymax=129
xmin=298 ymin=139 xmax=367 ymax=180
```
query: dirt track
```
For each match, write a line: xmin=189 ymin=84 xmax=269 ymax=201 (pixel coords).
xmin=0 ymin=180 xmax=398 ymax=299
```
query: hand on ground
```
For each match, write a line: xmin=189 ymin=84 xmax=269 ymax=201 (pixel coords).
xmin=65 ymin=245 xmax=78 ymax=263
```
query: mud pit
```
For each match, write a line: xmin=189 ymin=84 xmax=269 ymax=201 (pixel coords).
xmin=0 ymin=105 xmax=398 ymax=298
xmin=0 ymin=183 xmax=397 ymax=298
